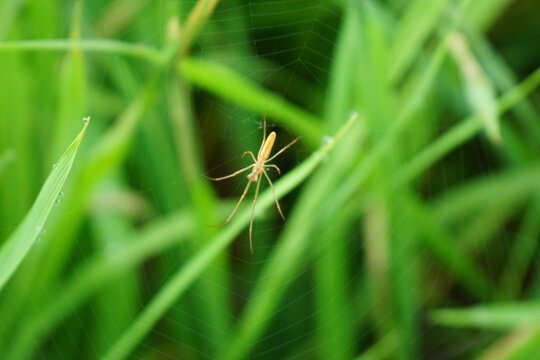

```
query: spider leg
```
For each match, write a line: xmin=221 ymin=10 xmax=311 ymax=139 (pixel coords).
xmin=264 ymin=164 xmax=281 ymax=175
xmin=203 ymin=164 xmax=254 ymax=181
xmin=257 ymin=114 xmax=267 ymax=159
xmin=263 ymin=169 xmax=286 ymax=221
xmin=267 ymin=136 xmax=301 ymax=162
xmin=242 ymin=151 xmax=257 ymax=163
xmin=262 ymin=113 xmax=267 ymax=144
xmin=249 ymin=176 xmax=262 ymax=254
xmin=210 ymin=181 xmax=252 ymax=227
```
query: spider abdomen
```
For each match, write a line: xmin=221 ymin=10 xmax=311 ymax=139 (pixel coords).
xmin=258 ymin=131 xmax=276 ymax=161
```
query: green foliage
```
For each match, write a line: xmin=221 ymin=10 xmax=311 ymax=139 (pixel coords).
xmin=0 ymin=0 xmax=540 ymax=359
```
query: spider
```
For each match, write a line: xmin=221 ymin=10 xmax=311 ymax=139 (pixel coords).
xmin=204 ymin=117 xmax=300 ymax=253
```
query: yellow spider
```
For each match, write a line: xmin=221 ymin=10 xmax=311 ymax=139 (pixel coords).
xmin=205 ymin=117 xmax=300 ymax=253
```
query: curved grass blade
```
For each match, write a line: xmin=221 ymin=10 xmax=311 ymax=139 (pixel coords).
xmin=179 ymin=58 xmax=323 ymax=147
xmin=0 ymin=118 xmax=89 ymax=292
xmin=389 ymin=0 xmax=451 ymax=83
xmin=448 ymin=31 xmax=501 ymax=144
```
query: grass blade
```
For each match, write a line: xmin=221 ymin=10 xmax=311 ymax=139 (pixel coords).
xmin=389 ymin=0 xmax=451 ymax=83
xmin=479 ymin=327 xmax=540 ymax=360
xmin=448 ymin=31 xmax=501 ymax=144
xmin=431 ymin=302 xmax=540 ymax=329
xmin=0 ymin=118 xmax=89 ymax=291
xmin=179 ymin=58 xmax=323 ymax=147
xmin=0 ymin=39 xmax=162 ymax=64
xmin=168 ymin=73 xmax=230 ymax=353
xmin=354 ymin=330 xmax=399 ymax=360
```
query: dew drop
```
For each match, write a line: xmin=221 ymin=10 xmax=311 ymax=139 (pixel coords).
xmin=52 ymin=163 xmax=58 ymax=169
xmin=320 ymin=135 xmax=333 ymax=146
xmin=82 ymin=116 xmax=90 ymax=123
xmin=54 ymin=192 xmax=64 ymax=205
xmin=35 ymin=226 xmax=46 ymax=242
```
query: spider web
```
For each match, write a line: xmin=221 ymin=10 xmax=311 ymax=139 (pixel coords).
xmin=2 ymin=0 xmax=538 ymax=360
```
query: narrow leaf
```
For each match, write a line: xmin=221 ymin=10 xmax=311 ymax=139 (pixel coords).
xmin=390 ymin=0 xmax=451 ymax=83
xmin=431 ymin=302 xmax=540 ymax=329
xmin=179 ymin=57 xmax=323 ymax=147
xmin=0 ymin=118 xmax=89 ymax=291
xmin=448 ymin=31 xmax=502 ymax=144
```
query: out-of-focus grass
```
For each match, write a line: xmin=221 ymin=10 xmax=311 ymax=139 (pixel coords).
xmin=0 ymin=0 xmax=540 ymax=359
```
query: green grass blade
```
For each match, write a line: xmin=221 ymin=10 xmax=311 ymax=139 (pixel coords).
xmin=168 ymin=74 xmax=230 ymax=354
xmin=88 ymin=179 xmax=140 ymax=355
xmin=404 ymin=191 xmax=495 ymax=299
xmin=51 ymin=0 xmax=87 ymax=160
xmin=324 ymin=0 xmax=360 ymax=131
xmin=448 ymin=31 xmax=501 ymax=144
xmin=354 ymin=331 xmax=399 ymax=360
xmin=389 ymin=0 xmax=451 ymax=83
xmin=499 ymin=199 xmax=540 ymax=298
xmin=177 ymin=0 xmax=220 ymax=55
xmin=493 ymin=328 xmax=540 ymax=360
xmin=0 ymin=39 xmax=162 ymax=64
xmin=431 ymin=302 xmax=540 ymax=329
xmin=463 ymin=21 xmax=540 ymax=142
xmin=464 ymin=0 xmax=514 ymax=30
xmin=0 ymin=81 xmax=156 ymax=338
xmin=314 ymin=4 xmax=362 ymax=359
xmin=27 ymin=75 xmax=160 ymax=305
xmin=0 ymin=118 xmax=89 ymax=292
xmin=433 ymin=166 xmax=540 ymax=225
xmin=387 ymin=191 xmax=422 ymax=359
xmin=179 ymin=57 xmax=323 ymax=147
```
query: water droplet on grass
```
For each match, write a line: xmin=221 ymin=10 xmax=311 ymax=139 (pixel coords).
xmin=321 ymin=135 xmax=333 ymax=146
xmin=35 ymin=226 xmax=46 ymax=242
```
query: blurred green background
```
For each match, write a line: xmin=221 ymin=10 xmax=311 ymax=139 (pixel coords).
xmin=1 ymin=0 xmax=540 ymax=359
